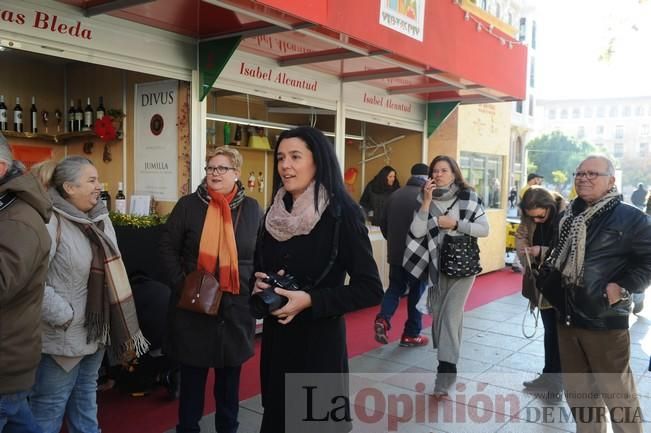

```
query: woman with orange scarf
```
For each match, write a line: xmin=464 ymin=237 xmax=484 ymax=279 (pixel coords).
xmin=160 ymin=147 xmax=262 ymax=433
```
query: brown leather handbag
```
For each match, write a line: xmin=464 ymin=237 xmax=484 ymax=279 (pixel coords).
xmin=177 ymin=270 xmax=222 ymax=316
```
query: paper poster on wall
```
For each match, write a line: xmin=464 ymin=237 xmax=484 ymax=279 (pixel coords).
xmin=134 ymin=80 xmax=178 ymax=201
xmin=379 ymin=0 xmax=426 ymax=41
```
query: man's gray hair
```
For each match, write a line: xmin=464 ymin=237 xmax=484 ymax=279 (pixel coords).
xmin=0 ymin=133 xmax=13 ymax=166
xmin=579 ymin=154 xmax=615 ymax=176
xmin=52 ymin=156 xmax=94 ymax=198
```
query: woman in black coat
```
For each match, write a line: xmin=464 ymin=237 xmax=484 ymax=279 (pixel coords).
xmin=252 ymin=127 xmax=383 ymax=433
xmin=359 ymin=165 xmax=400 ymax=225
xmin=159 ymin=147 xmax=261 ymax=433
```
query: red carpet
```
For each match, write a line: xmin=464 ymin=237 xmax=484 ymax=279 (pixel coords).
xmin=96 ymin=268 xmax=522 ymax=433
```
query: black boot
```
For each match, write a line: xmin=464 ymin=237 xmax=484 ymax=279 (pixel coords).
xmin=434 ymin=362 xmax=457 ymax=397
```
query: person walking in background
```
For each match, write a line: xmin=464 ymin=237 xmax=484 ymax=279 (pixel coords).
xmin=519 ymin=173 xmax=544 ymax=200
xmin=515 ymin=187 xmax=566 ymax=398
xmin=30 ymin=156 xmax=149 ymax=433
xmin=630 ymin=182 xmax=647 ymax=211
xmin=548 ymin=155 xmax=651 ymax=433
xmin=359 ymin=165 xmax=400 ymax=226
xmin=252 ymin=127 xmax=383 ymax=433
xmin=0 ymin=133 xmax=52 ymax=433
xmin=374 ymin=163 xmax=429 ymax=347
xmin=403 ymin=155 xmax=489 ymax=397
xmin=159 ymin=147 xmax=261 ymax=433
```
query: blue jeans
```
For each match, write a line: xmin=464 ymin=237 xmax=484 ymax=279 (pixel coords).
xmin=29 ymin=350 xmax=104 ymax=433
xmin=377 ymin=264 xmax=426 ymax=337
xmin=0 ymin=391 xmax=42 ymax=433
xmin=177 ymin=364 xmax=242 ymax=433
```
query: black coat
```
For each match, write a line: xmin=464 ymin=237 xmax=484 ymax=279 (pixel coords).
xmin=256 ymin=204 xmax=383 ymax=433
xmin=159 ymin=193 xmax=262 ymax=367
xmin=379 ymin=176 xmax=426 ymax=266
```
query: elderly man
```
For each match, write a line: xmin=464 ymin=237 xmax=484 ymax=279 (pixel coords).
xmin=0 ymin=133 xmax=51 ymax=433
xmin=549 ymin=155 xmax=651 ymax=433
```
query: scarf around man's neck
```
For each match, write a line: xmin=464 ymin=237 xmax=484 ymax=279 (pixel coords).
xmin=197 ymin=184 xmax=241 ymax=294
xmin=49 ymin=188 xmax=149 ymax=363
xmin=265 ymin=181 xmax=329 ymax=242
xmin=551 ymin=188 xmax=620 ymax=287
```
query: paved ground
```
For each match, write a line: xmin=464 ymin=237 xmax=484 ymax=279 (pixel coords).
xmin=168 ymin=292 xmax=651 ymax=433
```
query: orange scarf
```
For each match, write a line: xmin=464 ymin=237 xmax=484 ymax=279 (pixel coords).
xmin=197 ymin=187 xmax=240 ymax=294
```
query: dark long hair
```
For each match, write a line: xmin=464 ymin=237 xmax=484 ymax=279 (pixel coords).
xmin=273 ymin=126 xmax=360 ymax=220
xmin=367 ymin=165 xmax=400 ymax=193
xmin=519 ymin=186 xmax=564 ymax=223
xmin=428 ymin=155 xmax=473 ymax=191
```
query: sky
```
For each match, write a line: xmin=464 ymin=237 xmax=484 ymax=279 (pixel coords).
xmin=535 ymin=0 xmax=651 ymax=99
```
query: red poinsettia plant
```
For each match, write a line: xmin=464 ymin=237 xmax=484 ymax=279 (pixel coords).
xmin=93 ymin=116 xmax=117 ymax=142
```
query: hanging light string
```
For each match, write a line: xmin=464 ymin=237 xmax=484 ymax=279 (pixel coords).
xmin=452 ymin=0 xmax=526 ymax=49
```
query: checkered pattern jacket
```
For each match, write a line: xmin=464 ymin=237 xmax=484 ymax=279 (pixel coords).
xmin=402 ymin=188 xmax=484 ymax=289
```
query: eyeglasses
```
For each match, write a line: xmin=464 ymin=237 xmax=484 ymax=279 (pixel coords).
xmin=527 ymin=210 xmax=548 ymax=221
xmin=573 ymin=171 xmax=610 ymax=180
xmin=205 ymin=165 xmax=236 ymax=175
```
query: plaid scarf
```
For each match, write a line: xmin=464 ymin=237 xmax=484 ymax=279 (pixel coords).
xmin=550 ymin=188 xmax=620 ymax=287
xmin=50 ymin=188 xmax=149 ymax=363
xmin=403 ymin=187 xmax=484 ymax=313
xmin=197 ymin=184 xmax=240 ymax=294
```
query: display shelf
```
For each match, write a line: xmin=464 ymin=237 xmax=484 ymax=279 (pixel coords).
xmin=224 ymin=144 xmax=274 ymax=153
xmin=1 ymin=130 xmax=96 ymax=144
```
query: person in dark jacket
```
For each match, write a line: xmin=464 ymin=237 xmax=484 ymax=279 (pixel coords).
xmin=0 ymin=133 xmax=52 ymax=433
xmin=252 ymin=126 xmax=383 ymax=433
xmin=159 ymin=147 xmax=262 ymax=433
xmin=630 ymin=182 xmax=647 ymax=210
xmin=359 ymin=165 xmax=400 ymax=226
xmin=547 ymin=155 xmax=651 ymax=433
xmin=374 ymin=163 xmax=429 ymax=347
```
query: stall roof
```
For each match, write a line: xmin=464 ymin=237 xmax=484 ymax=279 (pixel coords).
xmin=57 ymin=0 xmax=527 ymax=104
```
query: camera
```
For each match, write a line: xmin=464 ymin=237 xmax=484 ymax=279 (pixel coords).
xmin=249 ymin=272 xmax=301 ymax=319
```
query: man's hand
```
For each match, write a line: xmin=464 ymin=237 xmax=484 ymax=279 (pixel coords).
xmin=605 ymin=282 xmax=628 ymax=306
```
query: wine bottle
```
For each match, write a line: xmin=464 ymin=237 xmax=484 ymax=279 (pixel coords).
xmin=30 ymin=96 xmax=38 ymax=133
xmin=96 ymin=96 xmax=105 ymax=120
xmin=68 ymin=99 xmax=76 ymax=132
xmin=115 ymin=182 xmax=127 ymax=214
xmin=14 ymin=97 xmax=23 ymax=133
xmin=75 ymin=99 xmax=83 ymax=132
xmin=234 ymin=124 xmax=242 ymax=146
xmin=0 ymin=95 xmax=7 ymax=131
xmin=99 ymin=183 xmax=112 ymax=211
xmin=223 ymin=122 xmax=232 ymax=145
xmin=83 ymin=97 xmax=94 ymax=131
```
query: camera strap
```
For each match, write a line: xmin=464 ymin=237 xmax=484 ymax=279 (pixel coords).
xmin=303 ymin=203 xmax=341 ymax=292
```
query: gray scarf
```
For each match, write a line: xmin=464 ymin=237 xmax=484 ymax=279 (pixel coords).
xmin=552 ymin=188 xmax=620 ymax=286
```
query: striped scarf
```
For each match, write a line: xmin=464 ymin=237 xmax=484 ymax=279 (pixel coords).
xmin=403 ymin=187 xmax=484 ymax=314
xmin=550 ymin=188 xmax=620 ymax=287
xmin=197 ymin=185 xmax=240 ymax=294
xmin=79 ymin=221 xmax=150 ymax=362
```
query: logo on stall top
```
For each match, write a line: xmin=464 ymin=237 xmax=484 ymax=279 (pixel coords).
xmin=150 ymin=114 xmax=164 ymax=136
xmin=0 ymin=192 xmax=17 ymax=212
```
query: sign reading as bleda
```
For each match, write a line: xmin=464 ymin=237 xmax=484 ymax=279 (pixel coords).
xmin=134 ymin=80 xmax=178 ymax=202
xmin=379 ymin=0 xmax=426 ymax=42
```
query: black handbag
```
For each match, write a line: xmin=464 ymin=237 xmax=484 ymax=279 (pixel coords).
xmin=533 ymin=259 xmax=565 ymax=311
xmin=440 ymin=234 xmax=482 ymax=278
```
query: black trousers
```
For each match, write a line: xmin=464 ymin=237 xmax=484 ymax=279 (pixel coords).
xmin=177 ymin=364 xmax=242 ymax=433
xmin=540 ymin=308 xmax=561 ymax=374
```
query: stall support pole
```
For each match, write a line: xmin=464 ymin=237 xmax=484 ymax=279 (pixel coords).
xmin=422 ymin=116 xmax=429 ymax=164
xmin=334 ymin=83 xmax=346 ymax=176
xmin=190 ymin=69 xmax=207 ymax=191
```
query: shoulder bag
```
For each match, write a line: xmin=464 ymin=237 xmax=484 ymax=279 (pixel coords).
xmin=439 ymin=197 xmax=482 ymax=278
xmin=177 ymin=205 xmax=242 ymax=316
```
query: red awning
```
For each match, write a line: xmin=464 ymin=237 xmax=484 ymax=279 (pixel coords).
xmin=56 ymin=0 xmax=527 ymax=104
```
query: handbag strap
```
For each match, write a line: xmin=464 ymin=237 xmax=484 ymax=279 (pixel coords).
xmin=233 ymin=203 xmax=243 ymax=231
xmin=442 ymin=197 xmax=459 ymax=216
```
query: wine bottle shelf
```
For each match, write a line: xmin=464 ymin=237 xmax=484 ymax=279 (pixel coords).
xmin=1 ymin=130 xmax=97 ymax=144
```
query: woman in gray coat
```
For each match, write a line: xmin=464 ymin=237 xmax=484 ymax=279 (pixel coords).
xmin=159 ymin=147 xmax=261 ymax=433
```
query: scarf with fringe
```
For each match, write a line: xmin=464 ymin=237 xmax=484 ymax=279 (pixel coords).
xmin=50 ymin=188 xmax=149 ymax=363
xmin=550 ymin=188 xmax=620 ymax=287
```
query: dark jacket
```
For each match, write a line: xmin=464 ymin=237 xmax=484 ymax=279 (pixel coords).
xmin=558 ymin=200 xmax=651 ymax=330
xmin=256 ymin=204 xmax=383 ymax=433
xmin=159 ymin=193 xmax=262 ymax=367
xmin=631 ymin=187 xmax=647 ymax=207
xmin=360 ymin=182 xmax=399 ymax=226
xmin=379 ymin=175 xmax=426 ymax=265
xmin=0 ymin=169 xmax=52 ymax=394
